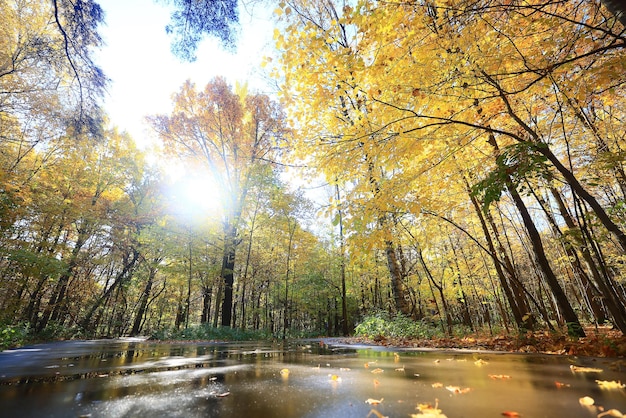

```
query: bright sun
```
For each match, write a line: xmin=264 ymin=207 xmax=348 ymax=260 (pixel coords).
xmin=180 ymin=174 xmax=223 ymax=213
xmin=167 ymin=165 xmax=223 ymax=220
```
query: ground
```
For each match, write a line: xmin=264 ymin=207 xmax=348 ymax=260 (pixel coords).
xmin=342 ymin=326 xmax=626 ymax=357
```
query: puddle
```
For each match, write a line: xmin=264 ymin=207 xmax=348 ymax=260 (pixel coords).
xmin=0 ymin=339 xmax=624 ymax=417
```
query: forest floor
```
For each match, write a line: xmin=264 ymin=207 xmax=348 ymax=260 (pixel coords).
xmin=340 ymin=326 xmax=626 ymax=358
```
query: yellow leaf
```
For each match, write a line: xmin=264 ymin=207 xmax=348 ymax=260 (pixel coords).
xmin=596 ymin=380 xmax=626 ymax=390
xmin=578 ymin=396 xmax=594 ymax=406
xmin=571 ymin=365 xmax=603 ymax=373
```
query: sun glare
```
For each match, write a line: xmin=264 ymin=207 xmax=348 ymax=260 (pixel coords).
xmin=181 ymin=175 xmax=223 ymax=213
xmin=168 ymin=169 xmax=223 ymax=220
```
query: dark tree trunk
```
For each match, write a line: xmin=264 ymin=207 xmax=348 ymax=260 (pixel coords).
xmin=200 ymin=285 xmax=212 ymax=324
xmin=507 ymin=176 xmax=585 ymax=337
xmin=220 ymin=223 xmax=237 ymax=327
xmin=131 ymin=266 xmax=156 ymax=336
xmin=81 ymin=249 xmax=140 ymax=331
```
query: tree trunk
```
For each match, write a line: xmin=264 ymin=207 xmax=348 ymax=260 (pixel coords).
xmin=220 ymin=221 xmax=237 ymax=327
xmin=508 ymin=176 xmax=584 ymax=337
xmin=131 ymin=265 xmax=156 ymax=336
xmin=551 ymin=187 xmax=626 ymax=332
xmin=336 ymin=184 xmax=349 ymax=336
xmin=200 ymin=285 xmax=212 ymax=324
xmin=81 ymin=248 xmax=140 ymax=331
xmin=531 ymin=186 xmax=608 ymax=325
xmin=465 ymin=175 xmax=529 ymax=329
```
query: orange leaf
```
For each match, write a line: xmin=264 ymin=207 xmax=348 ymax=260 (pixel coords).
xmin=489 ymin=374 xmax=512 ymax=380
xmin=501 ymin=412 xmax=521 ymax=417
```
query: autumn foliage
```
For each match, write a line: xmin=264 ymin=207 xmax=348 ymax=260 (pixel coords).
xmin=1 ymin=0 xmax=626 ymax=348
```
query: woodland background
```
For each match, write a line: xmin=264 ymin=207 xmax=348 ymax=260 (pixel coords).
xmin=1 ymin=0 xmax=626 ymax=348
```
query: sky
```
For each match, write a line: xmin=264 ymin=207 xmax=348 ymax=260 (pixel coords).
xmin=95 ymin=0 xmax=276 ymax=148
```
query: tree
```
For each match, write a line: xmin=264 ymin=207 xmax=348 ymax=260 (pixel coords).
xmin=1 ymin=0 xmax=106 ymax=135
xmin=162 ymin=0 xmax=239 ymax=61
xmin=149 ymin=77 xmax=287 ymax=327
xmin=272 ymin=0 xmax=625 ymax=334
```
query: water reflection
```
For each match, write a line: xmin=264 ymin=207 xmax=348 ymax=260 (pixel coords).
xmin=0 ymin=340 xmax=624 ymax=417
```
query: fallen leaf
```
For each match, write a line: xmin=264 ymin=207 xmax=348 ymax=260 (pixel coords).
xmin=373 ymin=379 xmax=380 ymax=386
xmin=215 ymin=392 xmax=230 ymax=398
xmin=412 ymin=400 xmax=448 ymax=418
xmin=395 ymin=366 xmax=406 ymax=372
xmin=371 ymin=368 xmax=384 ymax=374
xmin=596 ymin=380 xmax=625 ymax=389
xmin=280 ymin=368 xmax=290 ymax=376
xmin=579 ymin=396 xmax=595 ymax=406
xmin=501 ymin=412 xmax=521 ymax=417
xmin=365 ymin=397 xmax=384 ymax=405
xmin=489 ymin=374 xmax=512 ymax=380
xmin=474 ymin=359 xmax=488 ymax=366
xmin=340 ymin=367 xmax=351 ymax=371
xmin=431 ymin=382 xmax=443 ymax=388
xmin=445 ymin=385 xmax=471 ymax=394
xmin=571 ymin=365 xmax=603 ymax=373
xmin=329 ymin=374 xmax=342 ymax=382
xmin=555 ymin=381 xmax=570 ymax=388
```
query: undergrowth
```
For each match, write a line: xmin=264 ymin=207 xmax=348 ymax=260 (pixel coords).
xmin=150 ymin=324 xmax=274 ymax=341
xmin=354 ymin=311 xmax=438 ymax=340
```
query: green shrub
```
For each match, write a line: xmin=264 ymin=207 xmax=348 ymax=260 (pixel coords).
xmin=150 ymin=324 xmax=272 ymax=341
xmin=0 ymin=323 xmax=30 ymax=350
xmin=354 ymin=311 xmax=433 ymax=339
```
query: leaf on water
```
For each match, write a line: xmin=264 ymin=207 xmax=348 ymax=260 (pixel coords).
xmin=215 ymin=392 xmax=230 ymax=398
xmin=571 ymin=365 xmax=603 ymax=373
xmin=280 ymin=368 xmax=290 ymax=376
xmin=489 ymin=374 xmax=512 ymax=380
xmin=474 ymin=359 xmax=488 ymax=366
xmin=555 ymin=381 xmax=570 ymax=388
xmin=394 ymin=353 xmax=400 ymax=362
xmin=434 ymin=359 xmax=440 ymax=364
xmin=371 ymin=368 xmax=384 ymax=374
xmin=329 ymin=374 xmax=342 ymax=382
xmin=579 ymin=396 xmax=595 ymax=406
xmin=501 ymin=412 xmax=521 ymax=417
xmin=340 ymin=367 xmax=351 ymax=371
xmin=596 ymin=380 xmax=626 ymax=390
xmin=432 ymin=382 xmax=443 ymax=388
xmin=445 ymin=385 xmax=471 ymax=394
xmin=373 ymin=379 xmax=380 ymax=386
xmin=395 ymin=366 xmax=406 ymax=372
xmin=365 ymin=398 xmax=384 ymax=405
xmin=412 ymin=400 xmax=448 ymax=418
